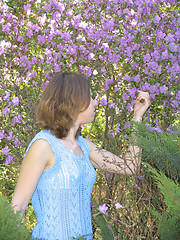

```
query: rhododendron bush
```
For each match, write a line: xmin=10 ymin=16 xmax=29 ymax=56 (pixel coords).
xmin=0 ymin=0 xmax=179 ymax=238
xmin=0 ymin=0 xmax=179 ymax=165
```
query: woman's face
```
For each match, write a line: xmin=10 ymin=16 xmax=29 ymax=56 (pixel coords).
xmin=75 ymin=93 xmax=97 ymax=125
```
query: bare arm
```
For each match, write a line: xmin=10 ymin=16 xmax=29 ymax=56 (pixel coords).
xmin=11 ymin=139 xmax=54 ymax=218
xmin=86 ymin=91 xmax=150 ymax=176
xmin=86 ymin=138 xmax=141 ymax=176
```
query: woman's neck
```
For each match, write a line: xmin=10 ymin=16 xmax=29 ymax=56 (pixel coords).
xmin=62 ymin=124 xmax=80 ymax=142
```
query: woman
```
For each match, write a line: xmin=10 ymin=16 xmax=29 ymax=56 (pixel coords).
xmin=12 ymin=72 xmax=150 ymax=240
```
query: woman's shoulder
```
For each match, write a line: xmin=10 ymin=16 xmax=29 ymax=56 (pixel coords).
xmin=25 ymin=130 xmax=55 ymax=156
xmin=32 ymin=129 xmax=59 ymax=142
xmin=79 ymin=136 xmax=96 ymax=153
xmin=26 ymin=130 xmax=53 ymax=151
xmin=35 ymin=129 xmax=51 ymax=137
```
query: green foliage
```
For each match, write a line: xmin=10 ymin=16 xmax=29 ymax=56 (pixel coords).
xmin=133 ymin=121 xmax=180 ymax=239
xmin=0 ymin=164 xmax=19 ymax=199
xmin=129 ymin=121 xmax=180 ymax=239
xmin=93 ymin=212 xmax=115 ymax=240
xmin=133 ymin=121 xmax=180 ymax=179
xmin=92 ymin=199 xmax=117 ymax=240
xmin=147 ymin=164 xmax=180 ymax=240
xmin=0 ymin=194 xmax=31 ymax=240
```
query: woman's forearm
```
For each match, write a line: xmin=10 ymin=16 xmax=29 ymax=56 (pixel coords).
xmin=123 ymin=118 xmax=142 ymax=175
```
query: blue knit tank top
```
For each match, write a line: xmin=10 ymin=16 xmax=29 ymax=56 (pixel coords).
xmin=24 ymin=130 xmax=96 ymax=240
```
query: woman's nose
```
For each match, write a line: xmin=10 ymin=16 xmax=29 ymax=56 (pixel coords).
xmin=93 ymin=99 xmax=98 ymax=107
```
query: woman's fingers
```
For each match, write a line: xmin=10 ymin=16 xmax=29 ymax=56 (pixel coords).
xmin=137 ymin=91 xmax=151 ymax=106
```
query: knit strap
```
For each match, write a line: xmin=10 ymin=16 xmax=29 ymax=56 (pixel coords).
xmin=77 ymin=136 xmax=90 ymax=157
xmin=24 ymin=130 xmax=61 ymax=171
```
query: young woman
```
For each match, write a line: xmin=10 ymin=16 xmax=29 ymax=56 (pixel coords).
xmin=12 ymin=72 xmax=151 ymax=240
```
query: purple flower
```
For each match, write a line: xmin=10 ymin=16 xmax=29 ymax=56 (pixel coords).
xmin=157 ymin=31 xmax=165 ymax=40
xmin=24 ymin=4 xmax=31 ymax=11
xmin=3 ymin=91 xmax=10 ymax=100
xmin=109 ymin=101 xmax=115 ymax=109
xmin=30 ymin=23 xmax=40 ymax=31
xmin=99 ymin=204 xmax=108 ymax=214
xmin=149 ymin=61 xmax=159 ymax=70
xmin=12 ymin=114 xmax=23 ymax=126
xmin=20 ymin=55 xmax=28 ymax=66
xmin=146 ymin=116 xmax=150 ymax=122
xmin=2 ymin=107 xmax=10 ymax=115
xmin=31 ymin=57 xmax=38 ymax=64
xmin=143 ymin=53 xmax=151 ymax=62
xmin=101 ymin=18 xmax=114 ymax=31
xmin=104 ymin=77 xmax=114 ymax=90
xmin=167 ymin=125 xmax=172 ymax=132
xmin=133 ymin=74 xmax=141 ymax=83
xmin=169 ymin=43 xmax=178 ymax=52
xmin=5 ymin=155 xmax=14 ymax=166
xmin=152 ymin=50 xmax=160 ymax=61
xmin=54 ymin=65 xmax=61 ymax=73
xmin=165 ymin=33 xmax=174 ymax=43
xmin=171 ymin=100 xmax=179 ymax=110
xmin=38 ymin=35 xmax=46 ymax=44
xmin=106 ymin=172 xmax=113 ymax=178
xmin=123 ymin=8 xmax=131 ymax=15
xmin=176 ymin=90 xmax=180 ymax=99
xmin=149 ymin=85 xmax=158 ymax=94
xmin=128 ymin=87 xmax=137 ymax=99
xmin=133 ymin=178 xmax=140 ymax=188
xmin=6 ymin=131 xmax=13 ymax=140
xmin=137 ymin=175 xmax=143 ymax=180
xmin=160 ymin=85 xmax=168 ymax=94
xmin=155 ymin=126 xmax=163 ymax=133
xmin=123 ymin=74 xmax=131 ymax=82
xmin=126 ymin=47 xmax=132 ymax=57
xmin=2 ymin=146 xmax=10 ymax=155
xmin=2 ymin=24 xmax=10 ymax=34
xmin=31 ymin=71 xmax=37 ymax=78
xmin=162 ymin=50 xmax=168 ymax=59
xmin=44 ymin=3 xmax=51 ymax=11
xmin=117 ymin=124 xmax=122 ymax=133
xmin=141 ymin=82 xmax=150 ymax=91
xmin=154 ymin=15 xmax=161 ymax=24
xmin=13 ymin=138 xmax=20 ymax=148
xmin=12 ymin=96 xmax=19 ymax=106
xmin=27 ymin=30 xmax=33 ymax=38
xmin=115 ymin=203 xmax=123 ymax=209
xmin=148 ymin=124 xmax=163 ymax=133
xmin=124 ymin=122 xmax=131 ymax=129
xmin=100 ymin=97 xmax=107 ymax=106
xmin=126 ymin=102 xmax=132 ymax=111
xmin=61 ymin=31 xmax=71 ymax=41
xmin=17 ymin=36 xmax=24 ymax=43
xmin=0 ymin=130 xmax=5 ymax=139
xmin=109 ymin=131 xmax=115 ymax=137
xmin=122 ymin=93 xmax=129 ymax=101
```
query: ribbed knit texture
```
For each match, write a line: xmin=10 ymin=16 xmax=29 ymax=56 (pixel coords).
xmin=24 ymin=130 xmax=96 ymax=240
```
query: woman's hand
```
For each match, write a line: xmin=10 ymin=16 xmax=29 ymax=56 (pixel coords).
xmin=134 ymin=91 xmax=151 ymax=122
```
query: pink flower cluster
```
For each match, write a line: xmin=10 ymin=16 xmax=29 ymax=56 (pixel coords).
xmin=0 ymin=0 xmax=179 ymax=165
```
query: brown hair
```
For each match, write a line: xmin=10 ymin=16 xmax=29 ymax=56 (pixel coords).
xmin=35 ymin=72 xmax=91 ymax=139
